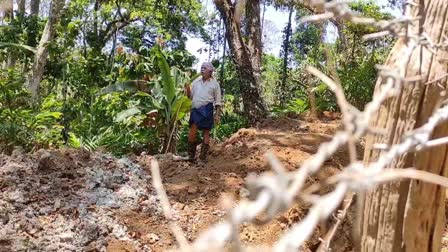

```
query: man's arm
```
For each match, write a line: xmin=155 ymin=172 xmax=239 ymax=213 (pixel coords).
xmin=185 ymin=83 xmax=192 ymax=99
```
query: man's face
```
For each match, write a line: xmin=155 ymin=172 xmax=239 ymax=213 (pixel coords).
xmin=201 ymin=66 xmax=213 ymax=79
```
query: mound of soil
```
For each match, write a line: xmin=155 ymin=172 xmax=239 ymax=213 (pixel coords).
xmin=144 ymin=116 xmax=353 ymax=251
xmin=0 ymin=148 xmax=158 ymax=251
xmin=0 ymin=116 xmax=359 ymax=251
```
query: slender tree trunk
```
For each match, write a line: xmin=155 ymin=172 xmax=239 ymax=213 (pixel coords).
xmin=18 ymin=0 xmax=26 ymax=14
xmin=30 ymin=0 xmax=39 ymax=15
xmin=28 ymin=0 xmax=41 ymax=48
xmin=4 ymin=0 xmax=13 ymax=20
xmin=280 ymin=5 xmax=294 ymax=106
xmin=108 ymin=30 xmax=117 ymax=64
xmin=214 ymin=0 xmax=268 ymax=125
xmin=28 ymin=0 xmax=64 ymax=103
xmin=220 ymin=22 xmax=227 ymax=84
xmin=261 ymin=0 xmax=266 ymax=37
xmin=4 ymin=0 xmax=15 ymax=68
xmin=359 ymin=1 xmax=448 ymax=251
xmin=82 ymin=18 xmax=88 ymax=58
xmin=93 ymin=0 xmax=99 ymax=39
xmin=307 ymin=84 xmax=318 ymax=119
xmin=219 ymin=21 xmax=227 ymax=109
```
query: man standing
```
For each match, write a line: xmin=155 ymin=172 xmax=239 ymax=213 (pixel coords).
xmin=185 ymin=62 xmax=222 ymax=162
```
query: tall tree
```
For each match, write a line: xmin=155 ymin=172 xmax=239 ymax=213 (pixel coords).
xmin=28 ymin=0 xmax=41 ymax=47
xmin=359 ymin=1 xmax=448 ymax=251
xmin=4 ymin=0 xmax=13 ymax=20
xmin=214 ymin=0 xmax=268 ymax=124
xmin=18 ymin=0 xmax=26 ymax=14
xmin=280 ymin=5 xmax=294 ymax=106
xmin=30 ymin=0 xmax=39 ymax=15
xmin=215 ymin=0 xmax=342 ymax=123
xmin=28 ymin=0 xmax=64 ymax=102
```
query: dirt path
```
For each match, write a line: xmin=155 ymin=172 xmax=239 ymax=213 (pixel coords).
xmin=127 ymin=116 xmax=354 ymax=251
xmin=1 ymin=116 xmax=359 ymax=251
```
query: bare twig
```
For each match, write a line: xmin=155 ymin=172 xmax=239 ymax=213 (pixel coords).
xmin=150 ymin=159 xmax=189 ymax=250
xmin=316 ymin=194 xmax=354 ymax=252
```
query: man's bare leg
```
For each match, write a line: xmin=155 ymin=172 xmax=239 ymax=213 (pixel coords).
xmin=200 ymin=129 xmax=211 ymax=161
xmin=203 ymin=129 xmax=210 ymax=145
xmin=187 ymin=124 xmax=198 ymax=161
xmin=188 ymin=123 xmax=198 ymax=143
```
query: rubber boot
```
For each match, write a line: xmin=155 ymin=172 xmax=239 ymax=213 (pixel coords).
xmin=199 ymin=143 xmax=210 ymax=161
xmin=187 ymin=142 xmax=197 ymax=162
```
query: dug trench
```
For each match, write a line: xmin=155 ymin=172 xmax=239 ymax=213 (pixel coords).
xmin=0 ymin=115 xmax=420 ymax=251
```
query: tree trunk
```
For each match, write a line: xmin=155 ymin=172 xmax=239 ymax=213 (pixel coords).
xmin=30 ymin=0 xmax=40 ymax=15
xmin=28 ymin=0 xmax=64 ymax=103
xmin=280 ymin=5 xmax=294 ymax=106
xmin=18 ymin=0 xmax=26 ymax=14
xmin=214 ymin=0 xmax=268 ymax=125
xmin=27 ymin=0 xmax=41 ymax=48
xmin=4 ymin=0 xmax=14 ymax=20
xmin=359 ymin=1 xmax=448 ymax=251
xmin=307 ymin=84 xmax=318 ymax=119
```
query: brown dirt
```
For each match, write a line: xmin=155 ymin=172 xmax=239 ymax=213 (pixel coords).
xmin=130 ymin=115 xmax=354 ymax=251
xmin=1 ymin=115 xmax=360 ymax=251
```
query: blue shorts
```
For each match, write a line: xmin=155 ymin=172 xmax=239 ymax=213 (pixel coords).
xmin=189 ymin=103 xmax=214 ymax=130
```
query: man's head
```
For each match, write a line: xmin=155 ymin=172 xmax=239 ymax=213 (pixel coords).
xmin=200 ymin=62 xmax=214 ymax=80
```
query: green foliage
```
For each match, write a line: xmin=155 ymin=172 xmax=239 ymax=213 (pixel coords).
xmin=0 ymin=69 xmax=63 ymax=153
xmin=348 ymin=1 xmax=393 ymax=36
xmin=211 ymin=94 xmax=247 ymax=140
xmin=275 ymin=0 xmax=395 ymax=114
xmin=156 ymin=47 xmax=177 ymax=107
xmin=0 ymin=0 xmax=394 ymax=157
xmin=272 ymin=98 xmax=308 ymax=115
xmin=96 ymin=46 xmax=197 ymax=153
xmin=261 ymin=54 xmax=283 ymax=108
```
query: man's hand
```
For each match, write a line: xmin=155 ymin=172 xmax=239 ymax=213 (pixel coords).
xmin=185 ymin=84 xmax=192 ymax=99
xmin=214 ymin=114 xmax=221 ymax=125
xmin=214 ymin=106 xmax=222 ymax=125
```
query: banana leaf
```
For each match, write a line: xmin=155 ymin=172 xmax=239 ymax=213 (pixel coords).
xmin=155 ymin=46 xmax=176 ymax=107
xmin=171 ymin=95 xmax=192 ymax=121
xmin=0 ymin=42 xmax=36 ymax=53
xmin=115 ymin=107 xmax=141 ymax=122
xmin=99 ymin=80 xmax=151 ymax=95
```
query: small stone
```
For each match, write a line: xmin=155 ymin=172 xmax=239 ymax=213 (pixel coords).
xmin=299 ymin=125 xmax=310 ymax=131
xmin=37 ymin=150 xmax=55 ymax=171
xmin=82 ymin=223 xmax=99 ymax=245
xmin=96 ymin=197 xmax=120 ymax=209
xmin=54 ymin=199 xmax=61 ymax=209
xmin=38 ymin=206 xmax=53 ymax=215
xmin=28 ymin=228 xmax=38 ymax=235
xmin=187 ymin=186 xmax=198 ymax=194
xmin=239 ymin=188 xmax=250 ymax=198
xmin=8 ymin=190 xmax=27 ymax=203
xmin=174 ymin=202 xmax=185 ymax=210
xmin=1 ymin=213 xmax=9 ymax=225
xmin=25 ymin=211 xmax=34 ymax=218
xmin=60 ymin=232 xmax=74 ymax=243
xmin=87 ymin=181 xmax=99 ymax=190
xmin=146 ymin=233 xmax=159 ymax=244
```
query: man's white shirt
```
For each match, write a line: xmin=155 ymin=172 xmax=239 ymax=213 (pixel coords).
xmin=191 ymin=77 xmax=222 ymax=109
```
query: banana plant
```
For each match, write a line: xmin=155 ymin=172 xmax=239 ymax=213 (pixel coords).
xmin=99 ymin=45 xmax=198 ymax=153
xmin=153 ymin=47 xmax=198 ymax=153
